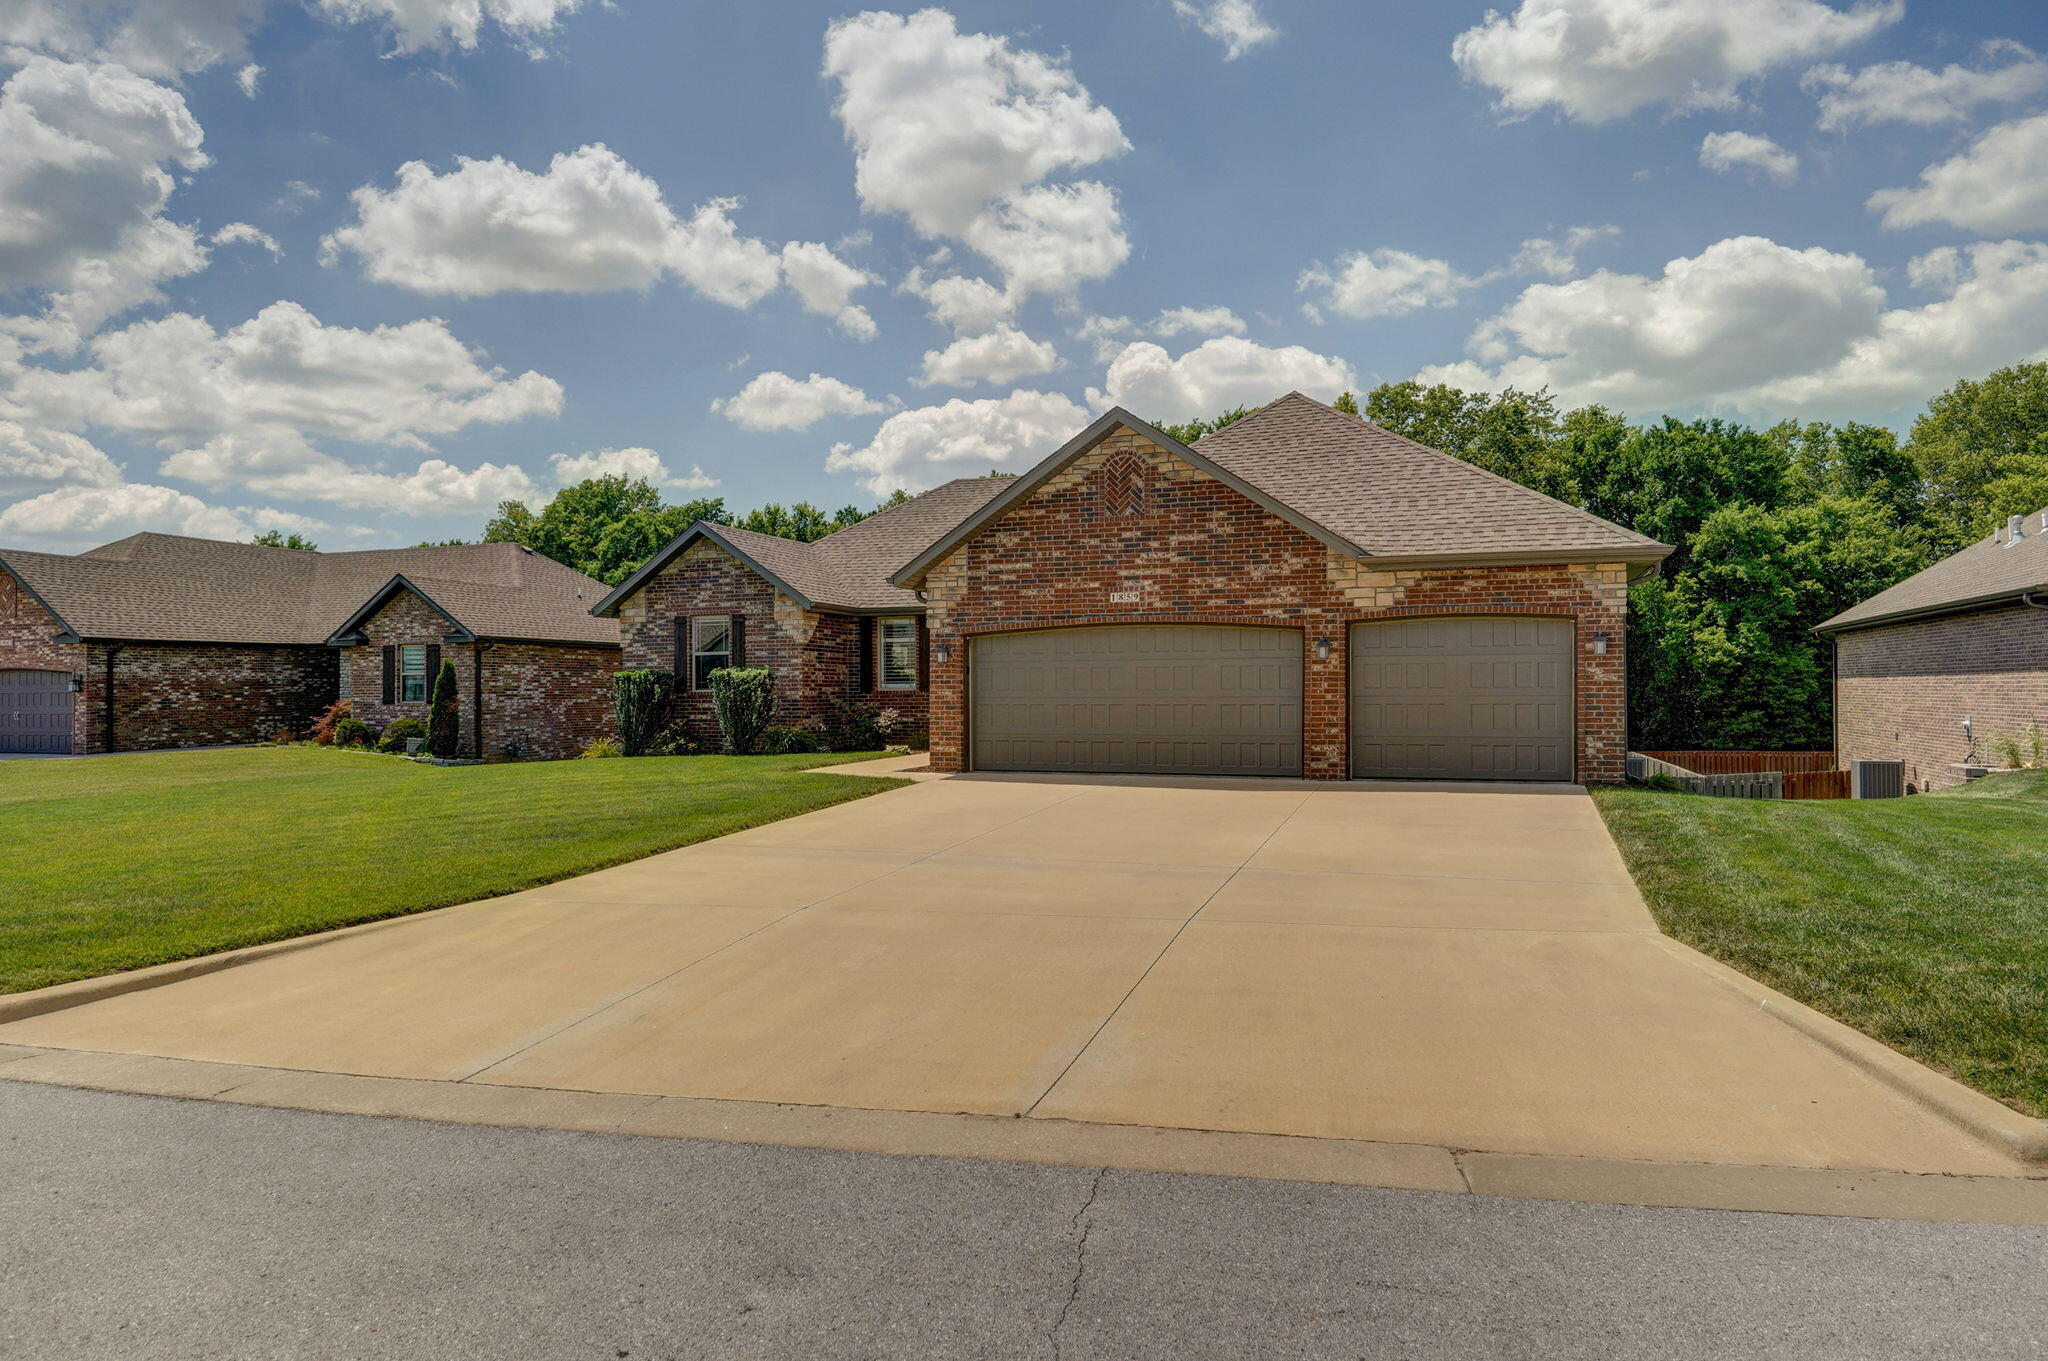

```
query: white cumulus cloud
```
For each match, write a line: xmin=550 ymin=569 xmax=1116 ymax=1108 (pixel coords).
xmin=779 ymin=240 xmax=878 ymax=339
xmin=1452 ymin=0 xmax=1902 ymax=123
xmin=0 ymin=481 xmax=322 ymax=549
xmin=1088 ymin=337 xmax=1357 ymax=423
xmin=321 ymin=145 xmax=784 ymax=307
xmin=1699 ymin=131 xmax=1800 ymax=185
xmin=0 ymin=57 xmax=212 ymax=351
xmin=1298 ymin=249 xmax=1478 ymax=320
xmin=1804 ymin=41 xmax=2048 ymax=130
xmin=1867 ymin=112 xmax=2048 ymax=235
xmin=713 ymin=372 xmax=887 ymax=432
xmin=0 ymin=0 xmax=267 ymax=77
xmin=1150 ymin=305 xmax=1246 ymax=338
xmin=826 ymin=389 xmax=1088 ymax=495
xmin=307 ymin=0 xmax=586 ymax=56
xmin=824 ymin=8 xmax=1130 ymax=303
xmin=0 ymin=419 xmax=122 ymax=495
xmin=1172 ymin=0 xmax=1278 ymax=60
xmin=915 ymin=325 xmax=1061 ymax=387
xmin=211 ymin=222 xmax=280 ymax=256
xmin=548 ymin=446 xmax=717 ymax=491
xmin=236 ymin=62 xmax=262 ymax=97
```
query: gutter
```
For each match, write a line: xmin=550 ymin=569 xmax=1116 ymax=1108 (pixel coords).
xmin=1815 ymin=583 xmax=2048 ymax=635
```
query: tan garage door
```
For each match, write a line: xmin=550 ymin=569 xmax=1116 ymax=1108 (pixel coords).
xmin=1 ymin=669 xmax=74 ymax=755
xmin=1350 ymin=617 xmax=1574 ymax=781
xmin=971 ymin=626 xmax=1302 ymax=776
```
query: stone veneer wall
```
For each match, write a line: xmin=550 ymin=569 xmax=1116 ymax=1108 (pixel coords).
xmin=616 ymin=539 xmax=929 ymax=742
xmin=1833 ymin=603 xmax=2048 ymax=791
xmin=342 ymin=588 xmax=617 ymax=760
xmin=1 ymin=570 xmax=89 ymax=753
xmin=918 ymin=427 xmax=1631 ymax=782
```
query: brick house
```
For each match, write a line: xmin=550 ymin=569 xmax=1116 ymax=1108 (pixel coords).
xmin=1818 ymin=509 xmax=2048 ymax=792
xmin=0 ymin=534 xmax=616 ymax=758
xmin=599 ymin=394 xmax=1671 ymax=782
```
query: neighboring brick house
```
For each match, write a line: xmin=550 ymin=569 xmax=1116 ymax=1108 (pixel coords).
xmin=0 ymin=534 xmax=616 ymax=758
xmin=600 ymin=394 xmax=1671 ymax=782
xmin=326 ymin=558 xmax=620 ymax=761
xmin=592 ymin=479 xmax=1012 ymax=748
xmin=1818 ymin=510 xmax=2048 ymax=792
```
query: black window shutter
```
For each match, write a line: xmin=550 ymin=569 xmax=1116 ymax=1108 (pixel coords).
xmin=730 ymin=614 xmax=746 ymax=667
xmin=916 ymin=617 xmax=930 ymax=691
xmin=673 ymin=619 xmax=685 ymax=678
xmin=424 ymin=644 xmax=441 ymax=702
xmin=381 ymin=646 xmax=395 ymax=704
xmin=858 ymin=617 xmax=875 ymax=692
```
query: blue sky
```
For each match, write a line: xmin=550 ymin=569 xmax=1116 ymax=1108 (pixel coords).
xmin=3 ymin=0 xmax=2047 ymax=551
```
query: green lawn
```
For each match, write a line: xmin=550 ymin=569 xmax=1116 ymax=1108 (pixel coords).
xmin=1594 ymin=771 xmax=2048 ymax=1117
xmin=0 ymin=746 xmax=905 ymax=995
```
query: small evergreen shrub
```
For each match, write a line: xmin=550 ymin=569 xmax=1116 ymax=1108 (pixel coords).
xmin=307 ymin=698 xmax=352 ymax=746
xmin=427 ymin=659 xmax=461 ymax=758
xmin=331 ymin=716 xmax=375 ymax=748
xmin=760 ymin=724 xmax=824 ymax=755
xmin=610 ymin=669 xmax=676 ymax=756
xmin=653 ymin=722 xmax=713 ymax=757
xmin=708 ymin=666 xmax=775 ymax=754
xmin=579 ymin=737 xmax=624 ymax=759
xmin=376 ymin=717 xmax=427 ymax=754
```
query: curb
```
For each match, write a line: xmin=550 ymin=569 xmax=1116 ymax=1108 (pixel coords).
xmin=0 ymin=909 xmax=470 ymax=1027
xmin=1656 ymin=936 xmax=2048 ymax=1166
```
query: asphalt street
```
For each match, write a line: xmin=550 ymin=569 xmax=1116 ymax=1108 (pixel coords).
xmin=3 ymin=1080 xmax=2044 ymax=1360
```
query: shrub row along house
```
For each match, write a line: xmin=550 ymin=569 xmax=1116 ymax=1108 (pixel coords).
xmin=2 ymin=394 xmax=1679 ymax=780
xmin=1819 ymin=508 xmax=2048 ymax=791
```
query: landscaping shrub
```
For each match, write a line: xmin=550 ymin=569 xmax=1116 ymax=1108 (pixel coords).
xmin=653 ymin=722 xmax=714 ymax=757
xmin=376 ymin=717 xmax=427 ymax=754
xmin=759 ymin=725 xmax=824 ymax=755
xmin=306 ymin=699 xmax=352 ymax=746
xmin=270 ymin=729 xmax=295 ymax=745
xmin=708 ymin=666 xmax=775 ymax=754
xmin=427 ymin=659 xmax=461 ymax=758
xmin=610 ymin=669 xmax=675 ymax=756
xmin=578 ymin=737 xmax=624 ymax=759
xmin=331 ymin=716 xmax=375 ymax=749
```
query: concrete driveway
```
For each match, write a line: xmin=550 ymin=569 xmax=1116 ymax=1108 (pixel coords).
xmin=0 ymin=772 xmax=2026 ymax=1181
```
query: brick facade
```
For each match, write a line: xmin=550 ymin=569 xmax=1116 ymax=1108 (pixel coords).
xmin=1 ymin=569 xmax=88 ymax=752
xmin=88 ymin=642 xmax=336 ymax=754
xmin=1833 ymin=603 xmax=2048 ymax=792
xmin=917 ymin=429 xmax=1632 ymax=782
xmin=616 ymin=539 xmax=929 ymax=745
xmin=341 ymin=588 xmax=618 ymax=761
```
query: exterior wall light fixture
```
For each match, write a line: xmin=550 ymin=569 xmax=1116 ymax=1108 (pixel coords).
xmin=933 ymin=639 xmax=953 ymax=665
xmin=68 ymin=673 xmax=85 ymax=692
xmin=1313 ymin=636 xmax=1332 ymax=662
xmin=1590 ymin=632 xmax=1611 ymax=656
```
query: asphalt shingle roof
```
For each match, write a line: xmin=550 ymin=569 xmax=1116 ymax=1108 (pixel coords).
xmin=1818 ymin=509 xmax=2048 ymax=632
xmin=1191 ymin=393 xmax=1668 ymax=560
xmin=0 ymin=534 xmax=620 ymax=646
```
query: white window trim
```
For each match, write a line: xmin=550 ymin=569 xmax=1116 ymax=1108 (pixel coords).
xmin=877 ymin=616 xmax=918 ymax=691
xmin=399 ymin=644 xmax=428 ymax=703
xmin=691 ymin=614 xmax=732 ymax=691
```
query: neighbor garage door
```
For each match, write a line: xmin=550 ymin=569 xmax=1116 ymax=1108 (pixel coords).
xmin=0 ymin=669 xmax=74 ymax=755
xmin=1350 ymin=616 xmax=1574 ymax=781
xmin=971 ymin=626 xmax=1302 ymax=776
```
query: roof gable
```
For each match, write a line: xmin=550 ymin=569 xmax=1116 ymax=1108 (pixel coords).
xmin=889 ymin=408 xmax=1366 ymax=589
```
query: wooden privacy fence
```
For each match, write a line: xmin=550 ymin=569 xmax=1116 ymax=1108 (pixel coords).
xmin=1638 ymin=749 xmax=1837 ymax=775
xmin=1628 ymin=751 xmax=1848 ymax=800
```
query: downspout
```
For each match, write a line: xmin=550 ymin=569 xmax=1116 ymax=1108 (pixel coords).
xmin=471 ymin=642 xmax=492 ymax=760
xmin=102 ymin=643 xmax=124 ymax=753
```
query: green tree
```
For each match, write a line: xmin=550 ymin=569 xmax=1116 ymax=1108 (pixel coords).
xmin=1365 ymin=381 xmax=1574 ymax=498
xmin=426 ymin=659 xmax=461 ymax=759
xmin=735 ymin=501 xmax=858 ymax=542
xmin=1907 ymin=362 xmax=2048 ymax=543
xmin=1574 ymin=417 xmax=1788 ymax=569
xmin=484 ymin=475 xmax=728 ymax=584
xmin=251 ymin=530 xmax=317 ymax=551
xmin=1772 ymin=420 xmax=1925 ymax=532
xmin=1155 ymin=405 xmax=1254 ymax=444
xmin=1331 ymin=390 xmax=1360 ymax=416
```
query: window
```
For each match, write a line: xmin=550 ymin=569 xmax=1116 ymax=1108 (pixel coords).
xmin=399 ymin=645 xmax=427 ymax=702
xmin=878 ymin=616 xmax=918 ymax=691
xmin=691 ymin=616 xmax=731 ymax=690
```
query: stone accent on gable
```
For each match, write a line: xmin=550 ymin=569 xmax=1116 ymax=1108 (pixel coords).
xmin=342 ymin=587 xmax=617 ymax=760
xmin=1833 ymin=603 xmax=2048 ymax=792
xmin=616 ymin=538 xmax=929 ymax=745
xmin=919 ymin=427 xmax=1633 ymax=782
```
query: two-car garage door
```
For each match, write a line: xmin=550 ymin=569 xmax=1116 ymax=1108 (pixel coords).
xmin=968 ymin=617 xmax=1575 ymax=782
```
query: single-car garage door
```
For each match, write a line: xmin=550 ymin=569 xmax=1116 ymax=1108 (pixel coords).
xmin=1350 ymin=617 xmax=1574 ymax=781
xmin=972 ymin=626 xmax=1302 ymax=776
xmin=1 ymin=669 xmax=74 ymax=755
